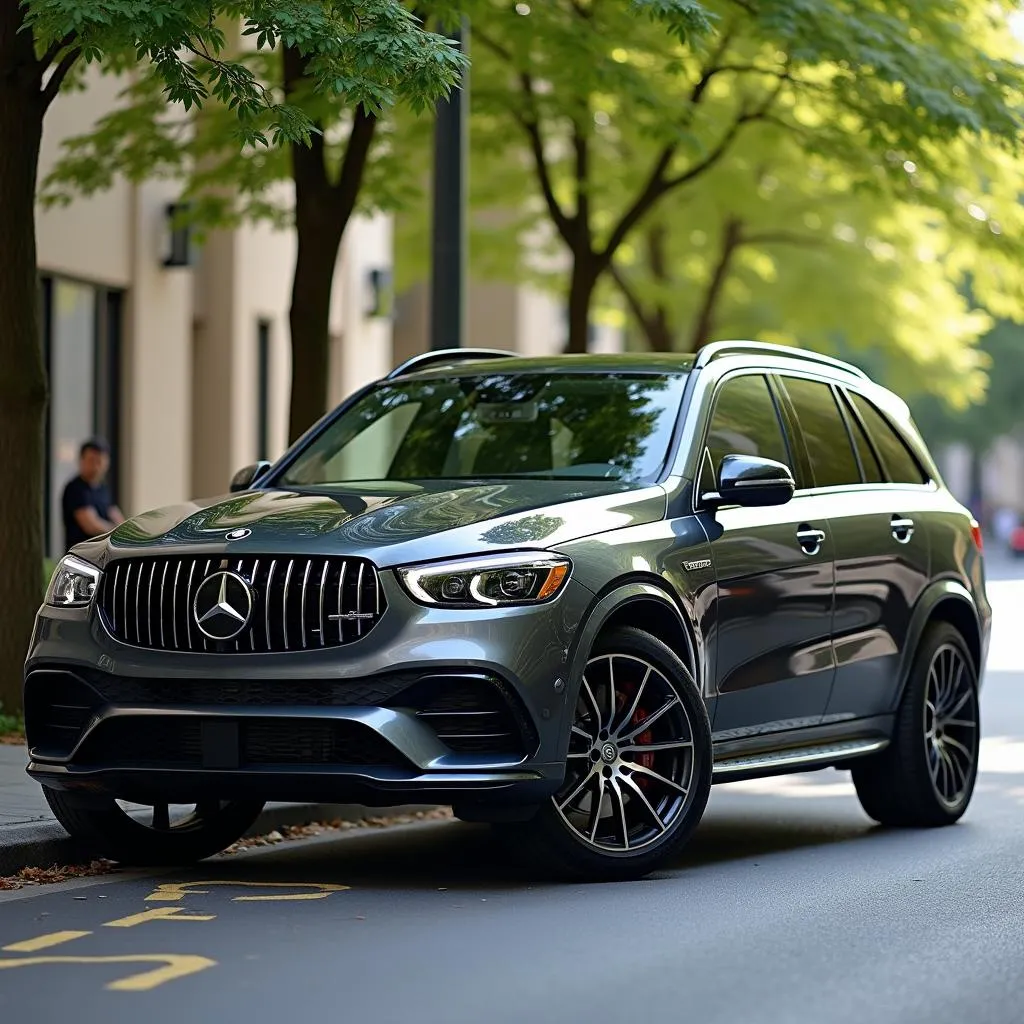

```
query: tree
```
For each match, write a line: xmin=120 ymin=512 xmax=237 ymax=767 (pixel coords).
xmin=38 ymin=4 xmax=463 ymax=443
xmin=0 ymin=1 xmax=461 ymax=715
xmin=909 ymin=320 xmax=1024 ymax=505
xmin=463 ymin=0 xmax=1024 ymax=354
xmin=607 ymin=116 xmax=1024 ymax=403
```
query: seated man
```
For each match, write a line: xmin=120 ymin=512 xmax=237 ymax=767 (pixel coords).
xmin=62 ymin=438 xmax=125 ymax=551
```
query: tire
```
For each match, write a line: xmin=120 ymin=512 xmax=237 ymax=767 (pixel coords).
xmin=852 ymin=622 xmax=980 ymax=827
xmin=44 ymin=789 xmax=265 ymax=865
xmin=517 ymin=626 xmax=712 ymax=881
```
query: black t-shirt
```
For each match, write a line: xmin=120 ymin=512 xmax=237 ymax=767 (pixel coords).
xmin=62 ymin=476 xmax=113 ymax=551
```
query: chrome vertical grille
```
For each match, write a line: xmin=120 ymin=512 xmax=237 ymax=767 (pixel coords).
xmin=97 ymin=555 xmax=385 ymax=653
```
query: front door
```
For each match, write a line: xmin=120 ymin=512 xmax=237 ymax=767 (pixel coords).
xmin=698 ymin=373 xmax=836 ymax=739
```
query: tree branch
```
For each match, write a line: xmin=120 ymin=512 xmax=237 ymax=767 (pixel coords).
xmin=572 ymin=117 xmax=590 ymax=245
xmin=597 ymin=70 xmax=788 ymax=271
xmin=689 ymin=22 xmax=737 ymax=104
xmin=689 ymin=217 xmax=744 ymax=352
xmin=594 ymin=144 xmax=676 ymax=270
xmin=473 ymin=27 xmax=573 ymax=242
xmin=283 ymin=45 xmax=328 ymax=193
xmin=691 ymin=62 xmax=786 ymax=104
xmin=472 ymin=24 xmax=514 ymax=64
xmin=516 ymin=75 xmax=573 ymax=243
xmin=332 ymin=104 xmax=378 ymax=225
xmin=743 ymin=229 xmax=824 ymax=248
xmin=610 ymin=262 xmax=651 ymax=336
xmin=40 ymin=47 xmax=81 ymax=108
xmin=664 ymin=78 xmax=787 ymax=191
xmin=40 ymin=31 xmax=77 ymax=70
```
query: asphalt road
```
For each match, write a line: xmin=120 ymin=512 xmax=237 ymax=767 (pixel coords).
xmin=4 ymin=557 xmax=1024 ymax=1024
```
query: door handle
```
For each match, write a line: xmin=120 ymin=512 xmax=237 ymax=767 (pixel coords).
xmin=891 ymin=515 xmax=914 ymax=544
xmin=796 ymin=525 xmax=826 ymax=556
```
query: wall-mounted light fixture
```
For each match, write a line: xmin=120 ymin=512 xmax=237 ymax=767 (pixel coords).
xmin=162 ymin=202 xmax=193 ymax=268
xmin=365 ymin=267 xmax=393 ymax=318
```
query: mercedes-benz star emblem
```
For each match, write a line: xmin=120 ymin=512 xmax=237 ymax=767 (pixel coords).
xmin=193 ymin=571 xmax=253 ymax=641
xmin=225 ymin=528 xmax=252 ymax=541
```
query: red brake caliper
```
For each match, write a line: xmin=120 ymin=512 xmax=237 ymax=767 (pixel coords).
xmin=631 ymin=706 xmax=655 ymax=786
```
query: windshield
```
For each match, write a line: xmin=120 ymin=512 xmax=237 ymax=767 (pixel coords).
xmin=278 ymin=372 xmax=686 ymax=486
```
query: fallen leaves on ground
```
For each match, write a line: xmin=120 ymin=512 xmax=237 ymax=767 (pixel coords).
xmin=222 ymin=806 xmax=455 ymax=854
xmin=0 ymin=859 xmax=118 ymax=891
xmin=0 ymin=733 xmax=25 ymax=746
xmin=0 ymin=807 xmax=455 ymax=887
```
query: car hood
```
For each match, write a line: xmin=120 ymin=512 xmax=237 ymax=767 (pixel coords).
xmin=89 ymin=480 xmax=667 ymax=569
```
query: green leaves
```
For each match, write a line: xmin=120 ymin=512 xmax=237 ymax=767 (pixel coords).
xmin=631 ymin=0 xmax=715 ymax=41
xmin=24 ymin=0 xmax=465 ymax=145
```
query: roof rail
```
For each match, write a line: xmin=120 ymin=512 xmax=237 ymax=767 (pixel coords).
xmin=693 ymin=340 xmax=869 ymax=380
xmin=385 ymin=348 xmax=520 ymax=380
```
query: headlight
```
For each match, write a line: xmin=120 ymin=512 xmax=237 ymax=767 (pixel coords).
xmin=45 ymin=555 xmax=101 ymax=607
xmin=398 ymin=552 xmax=572 ymax=608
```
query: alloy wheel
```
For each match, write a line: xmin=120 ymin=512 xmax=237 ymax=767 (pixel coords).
xmin=553 ymin=653 xmax=697 ymax=853
xmin=923 ymin=643 xmax=979 ymax=808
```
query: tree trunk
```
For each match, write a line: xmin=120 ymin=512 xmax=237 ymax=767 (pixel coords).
xmin=643 ymin=223 xmax=674 ymax=352
xmin=284 ymin=47 xmax=377 ymax=443
xmin=565 ymin=257 xmax=599 ymax=354
xmin=687 ymin=217 xmax=743 ymax=353
xmin=0 ymin=11 xmax=47 ymax=716
xmin=287 ymin=211 xmax=345 ymax=443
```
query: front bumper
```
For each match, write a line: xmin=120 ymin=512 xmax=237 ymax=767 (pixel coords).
xmin=24 ymin=573 xmax=593 ymax=808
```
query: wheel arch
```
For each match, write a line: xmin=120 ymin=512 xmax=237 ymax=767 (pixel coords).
xmin=557 ymin=578 xmax=707 ymax=760
xmin=895 ymin=580 xmax=983 ymax=710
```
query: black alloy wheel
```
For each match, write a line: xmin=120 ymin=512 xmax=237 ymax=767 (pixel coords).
xmin=853 ymin=622 xmax=980 ymax=827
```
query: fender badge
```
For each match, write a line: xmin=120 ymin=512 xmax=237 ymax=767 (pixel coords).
xmin=683 ymin=558 xmax=712 ymax=571
xmin=225 ymin=528 xmax=252 ymax=541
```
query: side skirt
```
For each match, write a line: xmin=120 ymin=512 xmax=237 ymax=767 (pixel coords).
xmin=711 ymin=715 xmax=893 ymax=785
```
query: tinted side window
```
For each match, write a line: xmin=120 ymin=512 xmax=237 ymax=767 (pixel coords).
xmin=782 ymin=377 xmax=861 ymax=488
xmin=849 ymin=393 xmax=928 ymax=484
xmin=841 ymin=393 xmax=884 ymax=483
xmin=705 ymin=374 xmax=790 ymax=479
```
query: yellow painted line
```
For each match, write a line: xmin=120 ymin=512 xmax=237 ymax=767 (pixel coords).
xmin=0 ymin=954 xmax=216 ymax=992
xmin=3 ymin=931 xmax=92 ymax=952
xmin=104 ymin=908 xmax=216 ymax=928
xmin=145 ymin=880 xmax=349 ymax=903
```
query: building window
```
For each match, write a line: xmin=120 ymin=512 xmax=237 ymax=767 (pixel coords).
xmin=256 ymin=319 xmax=272 ymax=461
xmin=41 ymin=276 xmax=122 ymax=557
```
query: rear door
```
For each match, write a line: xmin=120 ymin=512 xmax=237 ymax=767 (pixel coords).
xmin=700 ymin=372 xmax=836 ymax=737
xmin=822 ymin=389 xmax=932 ymax=719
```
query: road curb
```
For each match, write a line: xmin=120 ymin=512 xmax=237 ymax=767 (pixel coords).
xmin=0 ymin=802 xmax=437 ymax=876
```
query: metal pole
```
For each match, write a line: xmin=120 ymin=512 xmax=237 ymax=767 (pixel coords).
xmin=429 ymin=18 xmax=469 ymax=351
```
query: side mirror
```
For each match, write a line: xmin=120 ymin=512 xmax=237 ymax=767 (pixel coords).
xmin=230 ymin=461 xmax=272 ymax=493
xmin=703 ymin=454 xmax=795 ymax=508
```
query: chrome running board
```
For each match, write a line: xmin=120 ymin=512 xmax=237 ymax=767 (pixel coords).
xmin=712 ymin=738 xmax=888 ymax=779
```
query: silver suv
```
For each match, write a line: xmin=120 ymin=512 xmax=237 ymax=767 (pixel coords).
xmin=25 ymin=343 xmax=990 ymax=880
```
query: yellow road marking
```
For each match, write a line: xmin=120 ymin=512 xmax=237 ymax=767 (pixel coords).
xmin=3 ymin=931 xmax=91 ymax=953
xmin=145 ymin=880 xmax=348 ymax=902
xmin=104 ymin=908 xmax=216 ymax=928
xmin=0 ymin=954 xmax=216 ymax=992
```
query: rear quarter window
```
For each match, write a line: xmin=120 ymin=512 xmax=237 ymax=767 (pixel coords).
xmin=848 ymin=393 xmax=928 ymax=485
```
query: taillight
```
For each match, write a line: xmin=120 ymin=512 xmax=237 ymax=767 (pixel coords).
xmin=970 ymin=519 xmax=983 ymax=551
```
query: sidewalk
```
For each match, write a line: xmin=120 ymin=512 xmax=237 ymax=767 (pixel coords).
xmin=0 ymin=743 xmax=433 ymax=874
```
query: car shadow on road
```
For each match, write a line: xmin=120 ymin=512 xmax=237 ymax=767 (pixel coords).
xmin=186 ymin=797 xmax=891 ymax=893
